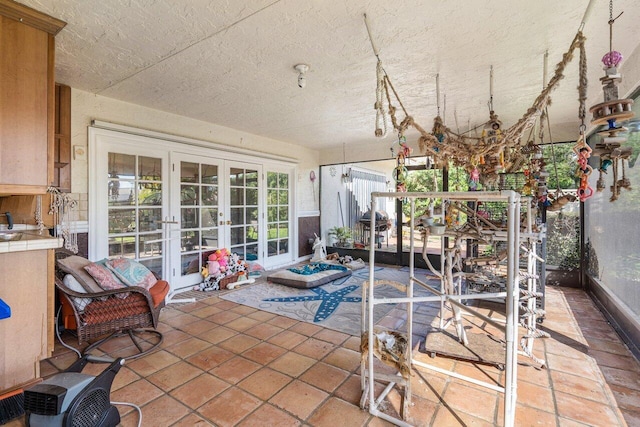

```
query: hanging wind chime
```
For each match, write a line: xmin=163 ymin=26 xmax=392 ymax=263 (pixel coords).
xmin=588 ymin=0 xmax=634 ymax=202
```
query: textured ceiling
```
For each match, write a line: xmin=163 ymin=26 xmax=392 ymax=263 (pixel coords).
xmin=17 ymin=0 xmax=640 ymax=151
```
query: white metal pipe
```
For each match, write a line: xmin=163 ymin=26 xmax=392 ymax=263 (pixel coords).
xmin=413 ymin=359 xmax=506 ymax=393
xmin=367 ymin=195 xmax=377 ymax=417
xmin=369 ymin=407 xmax=413 ymax=427
xmin=449 ymin=299 xmax=507 ymax=332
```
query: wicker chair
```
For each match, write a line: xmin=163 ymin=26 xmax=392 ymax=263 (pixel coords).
xmin=55 ymin=250 xmax=169 ymax=359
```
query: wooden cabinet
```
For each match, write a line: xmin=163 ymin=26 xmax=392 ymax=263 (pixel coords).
xmin=0 ymin=0 xmax=65 ymax=195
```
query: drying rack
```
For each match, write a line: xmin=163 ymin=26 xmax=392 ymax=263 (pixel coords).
xmin=361 ymin=190 xmax=525 ymax=427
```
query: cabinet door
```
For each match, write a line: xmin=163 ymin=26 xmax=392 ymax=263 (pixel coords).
xmin=0 ymin=16 xmax=49 ymax=188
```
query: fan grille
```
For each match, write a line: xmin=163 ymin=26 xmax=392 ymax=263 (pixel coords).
xmin=71 ymin=388 xmax=110 ymax=427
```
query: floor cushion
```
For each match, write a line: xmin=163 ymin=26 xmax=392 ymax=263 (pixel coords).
xmin=268 ymin=263 xmax=351 ymax=289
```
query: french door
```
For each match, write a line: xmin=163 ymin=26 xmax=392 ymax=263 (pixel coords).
xmin=170 ymin=155 xmax=262 ymax=290
xmin=90 ymin=127 xmax=295 ymax=294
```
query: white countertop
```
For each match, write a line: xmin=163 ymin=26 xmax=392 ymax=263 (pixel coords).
xmin=0 ymin=226 xmax=64 ymax=253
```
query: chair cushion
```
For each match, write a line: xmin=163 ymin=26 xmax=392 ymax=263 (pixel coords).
xmin=84 ymin=261 xmax=127 ymax=292
xmin=106 ymin=258 xmax=157 ymax=289
xmin=149 ymin=280 xmax=170 ymax=307
xmin=62 ymin=274 xmax=91 ymax=311
xmin=57 ymin=255 xmax=104 ymax=294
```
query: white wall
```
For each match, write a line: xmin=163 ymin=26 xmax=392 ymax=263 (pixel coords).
xmin=70 ymin=88 xmax=320 ymax=217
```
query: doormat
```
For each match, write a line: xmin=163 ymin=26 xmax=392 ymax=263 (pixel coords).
xmin=220 ymin=266 xmax=439 ymax=336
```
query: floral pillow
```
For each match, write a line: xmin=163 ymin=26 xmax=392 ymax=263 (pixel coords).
xmin=106 ymin=258 xmax=157 ymax=290
xmin=84 ymin=261 xmax=126 ymax=292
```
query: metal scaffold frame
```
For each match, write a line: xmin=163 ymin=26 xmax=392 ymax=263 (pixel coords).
xmin=361 ymin=190 xmax=522 ymax=427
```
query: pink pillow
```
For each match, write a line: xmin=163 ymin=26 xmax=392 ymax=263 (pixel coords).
xmin=105 ymin=258 xmax=157 ymax=290
xmin=84 ymin=262 xmax=126 ymax=292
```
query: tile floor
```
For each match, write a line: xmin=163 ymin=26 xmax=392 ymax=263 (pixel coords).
xmin=6 ymin=281 xmax=639 ymax=426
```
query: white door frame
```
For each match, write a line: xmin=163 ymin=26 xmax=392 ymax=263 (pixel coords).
xmin=89 ymin=125 xmax=298 ymax=290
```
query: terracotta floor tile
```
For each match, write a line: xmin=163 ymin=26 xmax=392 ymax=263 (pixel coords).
xmin=404 ymin=395 xmax=440 ymax=426
xmin=441 ymin=382 xmax=498 ymax=423
xmin=146 ymin=360 xmax=203 ymax=391
xmin=451 ymin=362 xmax=502 ymax=390
xmin=136 ymin=394 xmax=190 ymax=426
xmin=334 ymin=374 xmax=365 ymax=406
xmin=210 ymin=356 xmax=262 ymax=384
xmin=247 ymin=310 xmax=277 ymax=322
xmin=313 ymin=328 xmax=350 ymax=345
xmin=323 ymin=346 xmax=361 ymax=372
xmin=267 ymin=315 xmax=299 ymax=329
xmin=299 ymin=362 xmax=349 ymax=393
xmin=225 ymin=316 xmax=261 ymax=332
xmin=550 ymin=370 xmax=610 ymax=404
xmin=198 ymin=386 xmax=262 ymax=426
xmin=160 ymin=329 xmax=192 ymax=347
xmin=198 ymin=325 xmax=237 ymax=344
xmin=126 ymin=350 xmax=181 ymax=377
xmin=191 ymin=304 xmax=223 ymax=318
xmin=557 ymin=417 xmax=592 ymax=427
xmin=515 ymin=380 xmax=555 ymax=412
xmin=268 ymin=330 xmax=308 ymax=349
xmin=111 ymin=366 xmax=141 ymax=391
xmin=110 ymin=379 xmax=164 ymax=410
xmin=237 ymin=403 xmax=301 ymax=427
xmin=270 ymin=380 xmax=329 ymax=420
xmin=410 ymin=369 xmax=448 ymax=404
xmin=209 ymin=309 xmax=243 ymax=325
xmin=343 ymin=335 xmax=362 ymax=351
xmin=555 ymin=390 xmax=623 ymax=426
xmin=162 ymin=312 xmax=200 ymax=328
xmin=212 ymin=300 xmax=240 ymax=311
xmin=218 ymin=333 xmax=261 ymax=354
xmin=513 ymin=404 xmax=557 ymax=426
xmin=170 ymin=373 xmax=230 ymax=409
xmin=170 ymin=413 xmax=213 ymax=426
xmin=289 ymin=321 xmax=324 ymax=337
xmin=238 ymin=367 xmax=293 ymax=400
xmin=165 ymin=336 xmax=212 ymax=358
xmin=244 ymin=322 xmax=284 ymax=340
xmin=230 ymin=304 xmax=257 ymax=315
xmin=269 ymin=351 xmax=316 ymax=377
xmin=243 ymin=341 xmax=287 ymax=365
xmin=294 ymin=337 xmax=337 ymax=359
xmin=186 ymin=346 xmax=235 ymax=370
xmin=307 ymin=397 xmax=370 ymax=427
xmin=515 ymin=363 xmax=551 ymax=388
xmin=545 ymin=352 xmax=600 ymax=378
xmin=179 ymin=318 xmax=217 ymax=336
xmin=431 ymin=405 xmax=495 ymax=427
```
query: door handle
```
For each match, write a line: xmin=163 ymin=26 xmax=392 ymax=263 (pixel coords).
xmin=226 ymin=220 xmax=233 ymax=225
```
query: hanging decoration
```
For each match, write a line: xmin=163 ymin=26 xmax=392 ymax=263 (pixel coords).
xmin=364 ymin=15 xmax=589 ymax=189
xmin=393 ymin=135 xmax=411 ymax=193
xmin=48 ymin=186 xmax=79 ymax=253
xmin=588 ymin=0 xmax=634 ymax=202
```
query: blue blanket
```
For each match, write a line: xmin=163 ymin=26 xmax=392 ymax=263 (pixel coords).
xmin=288 ymin=263 xmax=348 ymax=275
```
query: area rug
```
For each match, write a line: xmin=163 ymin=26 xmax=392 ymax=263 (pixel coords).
xmin=220 ymin=266 xmax=439 ymax=336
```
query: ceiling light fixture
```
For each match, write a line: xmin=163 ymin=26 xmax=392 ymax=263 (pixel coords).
xmin=294 ymin=64 xmax=309 ymax=88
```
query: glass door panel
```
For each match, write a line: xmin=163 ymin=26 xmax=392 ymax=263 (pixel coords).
xmin=227 ymin=165 xmax=260 ymax=261
xmin=107 ymin=152 xmax=163 ymax=275
xmin=173 ymin=157 xmax=222 ymax=289
xmin=266 ymin=170 xmax=291 ymax=263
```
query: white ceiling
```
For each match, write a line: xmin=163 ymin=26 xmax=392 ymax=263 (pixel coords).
xmin=18 ymin=0 xmax=640 ymax=152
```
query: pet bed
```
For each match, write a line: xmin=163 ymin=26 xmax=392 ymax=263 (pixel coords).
xmin=267 ymin=263 xmax=351 ymax=289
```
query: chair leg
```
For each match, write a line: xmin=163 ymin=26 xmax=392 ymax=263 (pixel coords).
xmin=83 ymin=329 xmax=163 ymax=360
